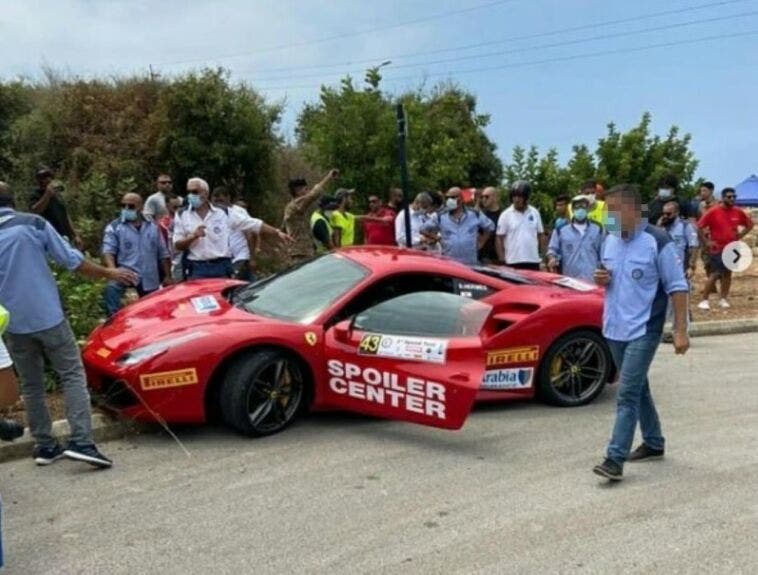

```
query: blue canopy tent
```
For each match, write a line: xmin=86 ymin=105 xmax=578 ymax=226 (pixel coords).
xmin=735 ymin=174 xmax=758 ymax=207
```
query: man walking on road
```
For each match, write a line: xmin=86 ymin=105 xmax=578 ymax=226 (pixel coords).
xmin=696 ymin=187 xmax=754 ymax=310
xmin=592 ymin=184 xmax=690 ymax=482
xmin=0 ymin=183 xmax=137 ymax=468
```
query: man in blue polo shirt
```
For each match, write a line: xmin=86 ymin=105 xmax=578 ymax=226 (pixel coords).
xmin=0 ymin=183 xmax=137 ymax=469
xmin=546 ymin=195 xmax=604 ymax=281
xmin=592 ymin=184 xmax=690 ymax=482
xmin=421 ymin=187 xmax=494 ymax=265
xmin=102 ymin=192 xmax=172 ymax=317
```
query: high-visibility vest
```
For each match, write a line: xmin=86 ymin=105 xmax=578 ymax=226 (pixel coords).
xmin=310 ymin=211 xmax=333 ymax=253
xmin=0 ymin=304 xmax=8 ymax=335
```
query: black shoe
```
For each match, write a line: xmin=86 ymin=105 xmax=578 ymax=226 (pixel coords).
xmin=33 ymin=443 xmax=65 ymax=466
xmin=593 ymin=458 xmax=623 ymax=481
xmin=628 ymin=443 xmax=664 ymax=462
xmin=0 ymin=419 xmax=24 ymax=442
xmin=64 ymin=442 xmax=113 ymax=469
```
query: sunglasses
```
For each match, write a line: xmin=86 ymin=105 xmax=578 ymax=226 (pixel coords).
xmin=158 ymin=180 xmax=172 ymax=185
xmin=122 ymin=203 xmax=137 ymax=209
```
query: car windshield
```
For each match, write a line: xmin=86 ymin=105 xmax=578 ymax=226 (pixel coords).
xmin=232 ymin=254 xmax=369 ymax=323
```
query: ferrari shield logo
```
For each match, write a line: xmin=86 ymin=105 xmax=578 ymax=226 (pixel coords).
xmin=305 ymin=332 xmax=318 ymax=346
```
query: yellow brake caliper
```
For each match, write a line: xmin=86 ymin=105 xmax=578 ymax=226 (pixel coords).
xmin=550 ymin=356 xmax=565 ymax=388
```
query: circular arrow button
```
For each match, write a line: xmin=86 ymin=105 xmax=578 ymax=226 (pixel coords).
xmin=722 ymin=240 xmax=753 ymax=273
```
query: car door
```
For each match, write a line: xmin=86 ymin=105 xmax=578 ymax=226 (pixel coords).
xmin=322 ymin=291 xmax=490 ymax=430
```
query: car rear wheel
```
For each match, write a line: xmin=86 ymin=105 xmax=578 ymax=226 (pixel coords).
xmin=219 ymin=349 xmax=305 ymax=437
xmin=537 ymin=330 xmax=611 ymax=407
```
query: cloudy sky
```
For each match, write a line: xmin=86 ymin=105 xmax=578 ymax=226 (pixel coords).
xmin=1 ymin=0 xmax=756 ymax=187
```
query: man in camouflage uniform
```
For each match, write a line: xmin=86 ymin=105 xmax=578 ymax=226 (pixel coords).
xmin=282 ymin=169 xmax=339 ymax=265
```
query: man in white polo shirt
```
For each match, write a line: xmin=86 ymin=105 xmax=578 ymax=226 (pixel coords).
xmin=174 ymin=177 xmax=291 ymax=279
xmin=495 ymin=180 xmax=546 ymax=270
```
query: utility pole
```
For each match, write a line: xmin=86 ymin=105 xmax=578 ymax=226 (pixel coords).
xmin=396 ymin=103 xmax=412 ymax=248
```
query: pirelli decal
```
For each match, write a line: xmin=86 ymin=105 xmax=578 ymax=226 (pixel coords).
xmin=140 ymin=368 xmax=199 ymax=391
xmin=486 ymin=346 xmax=539 ymax=367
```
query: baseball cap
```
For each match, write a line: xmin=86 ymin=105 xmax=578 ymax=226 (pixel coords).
xmin=36 ymin=165 xmax=53 ymax=179
xmin=334 ymin=188 xmax=355 ymax=202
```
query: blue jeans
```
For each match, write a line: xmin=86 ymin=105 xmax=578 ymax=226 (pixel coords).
xmin=103 ymin=282 xmax=154 ymax=317
xmin=606 ymin=331 xmax=665 ymax=465
xmin=187 ymin=258 xmax=233 ymax=280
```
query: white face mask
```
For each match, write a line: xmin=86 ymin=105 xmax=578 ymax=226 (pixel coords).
xmin=445 ymin=198 xmax=459 ymax=211
xmin=658 ymin=188 xmax=673 ymax=199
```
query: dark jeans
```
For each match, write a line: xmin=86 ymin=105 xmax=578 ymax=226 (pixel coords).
xmin=232 ymin=259 xmax=255 ymax=282
xmin=103 ymin=282 xmax=155 ymax=317
xmin=605 ymin=331 xmax=665 ymax=466
xmin=509 ymin=262 xmax=541 ymax=271
xmin=187 ymin=258 xmax=233 ymax=280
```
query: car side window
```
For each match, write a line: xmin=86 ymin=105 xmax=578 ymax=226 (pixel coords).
xmin=353 ymin=292 xmax=492 ymax=337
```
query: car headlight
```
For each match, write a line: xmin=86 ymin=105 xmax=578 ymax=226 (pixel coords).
xmin=116 ymin=332 xmax=208 ymax=366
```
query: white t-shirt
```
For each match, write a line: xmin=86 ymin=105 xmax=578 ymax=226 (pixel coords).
xmin=143 ymin=191 xmax=168 ymax=220
xmin=174 ymin=204 xmax=262 ymax=261
xmin=496 ymin=205 xmax=544 ymax=264
xmin=228 ymin=205 xmax=252 ymax=263
xmin=573 ymin=221 xmax=588 ymax=236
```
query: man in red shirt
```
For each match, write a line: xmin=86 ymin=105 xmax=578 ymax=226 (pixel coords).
xmin=362 ymin=194 xmax=397 ymax=245
xmin=697 ymin=187 xmax=754 ymax=309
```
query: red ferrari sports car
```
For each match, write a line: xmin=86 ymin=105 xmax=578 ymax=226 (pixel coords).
xmin=82 ymin=247 xmax=613 ymax=437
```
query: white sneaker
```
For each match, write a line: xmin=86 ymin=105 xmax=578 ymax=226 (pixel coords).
xmin=719 ymin=299 xmax=731 ymax=309
xmin=697 ymin=300 xmax=710 ymax=310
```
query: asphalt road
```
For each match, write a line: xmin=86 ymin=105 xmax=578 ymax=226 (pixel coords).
xmin=2 ymin=333 xmax=757 ymax=574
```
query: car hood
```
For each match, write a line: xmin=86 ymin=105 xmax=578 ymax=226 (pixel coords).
xmin=87 ymin=279 xmax=275 ymax=354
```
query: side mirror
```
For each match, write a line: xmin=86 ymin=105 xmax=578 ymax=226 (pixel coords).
xmin=333 ymin=319 xmax=353 ymax=343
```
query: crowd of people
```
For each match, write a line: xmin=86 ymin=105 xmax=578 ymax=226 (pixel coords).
xmin=0 ymin=165 xmax=754 ymax=472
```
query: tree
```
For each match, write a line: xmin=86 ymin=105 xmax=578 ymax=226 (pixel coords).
xmin=595 ymin=112 xmax=698 ymax=200
xmin=155 ymin=68 xmax=282 ymax=202
xmin=296 ymin=75 xmax=502 ymax=203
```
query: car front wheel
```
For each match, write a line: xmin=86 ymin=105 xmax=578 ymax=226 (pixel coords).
xmin=536 ymin=330 xmax=611 ymax=407
xmin=219 ymin=349 xmax=305 ymax=436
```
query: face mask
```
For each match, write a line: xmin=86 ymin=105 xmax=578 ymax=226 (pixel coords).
xmin=187 ymin=193 xmax=202 ymax=209
xmin=658 ymin=188 xmax=673 ymax=199
xmin=121 ymin=208 xmax=138 ymax=221
xmin=604 ymin=213 xmax=621 ymax=236
xmin=324 ymin=210 xmax=334 ymax=218
xmin=445 ymin=198 xmax=459 ymax=211
xmin=573 ymin=208 xmax=588 ymax=222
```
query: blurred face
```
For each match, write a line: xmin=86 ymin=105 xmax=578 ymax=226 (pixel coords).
xmin=156 ymin=175 xmax=173 ymax=193
xmin=511 ymin=193 xmax=526 ymax=211
xmin=121 ymin=193 xmax=143 ymax=214
xmin=368 ymin=196 xmax=380 ymax=213
xmin=481 ymin=188 xmax=498 ymax=209
xmin=554 ymin=200 xmax=568 ymax=216
xmin=390 ymin=188 xmax=403 ymax=205
xmin=606 ymin=193 xmax=640 ymax=234
xmin=661 ymin=205 xmax=678 ymax=225
xmin=445 ymin=189 xmax=461 ymax=211
xmin=294 ymin=185 xmax=308 ymax=198
xmin=214 ymin=194 xmax=230 ymax=207
xmin=168 ymin=197 xmax=182 ymax=214
xmin=700 ymin=186 xmax=713 ymax=201
xmin=187 ymin=182 xmax=209 ymax=203
xmin=344 ymin=194 xmax=354 ymax=210
xmin=722 ymin=190 xmax=737 ymax=207
xmin=37 ymin=174 xmax=53 ymax=189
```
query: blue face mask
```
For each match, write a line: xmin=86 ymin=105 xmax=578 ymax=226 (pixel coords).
xmin=187 ymin=193 xmax=202 ymax=209
xmin=604 ymin=213 xmax=621 ymax=236
xmin=573 ymin=208 xmax=588 ymax=222
xmin=121 ymin=208 xmax=138 ymax=222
